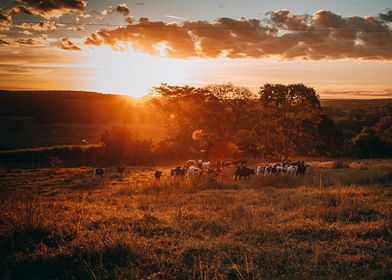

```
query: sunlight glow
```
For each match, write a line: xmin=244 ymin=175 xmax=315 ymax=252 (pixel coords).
xmin=85 ymin=46 xmax=195 ymax=98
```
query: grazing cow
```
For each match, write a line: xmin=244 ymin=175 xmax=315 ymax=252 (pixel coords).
xmin=296 ymin=161 xmax=309 ymax=176
xmin=171 ymin=166 xmax=186 ymax=177
xmin=116 ymin=167 xmax=125 ymax=176
xmin=94 ymin=168 xmax=105 ymax=178
xmin=256 ymin=166 xmax=265 ymax=176
xmin=207 ymin=167 xmax=223 ymax=178
xmin=234 ymin=166 xmax=254 ymax=180
xmin=186 ymin=166 xmax=203 ymax=179
xmin=286 ymin=165 xmax=298 ymax=175
xmin=202 ymin=161 xmax=211 ymax=170
xmin=154 ymin=170 xmax=163 ymax=180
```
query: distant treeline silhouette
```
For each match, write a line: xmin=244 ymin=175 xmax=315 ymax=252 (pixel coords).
xmin=0 ymin=85 xmax=392 ymax=167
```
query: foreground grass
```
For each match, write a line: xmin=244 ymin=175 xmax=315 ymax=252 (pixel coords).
xmin=0 ymin=161 xmax=391 ymax=279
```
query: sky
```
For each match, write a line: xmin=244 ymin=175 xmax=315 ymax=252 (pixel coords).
xmin=0 ymin=0 xmax=391 ymax=99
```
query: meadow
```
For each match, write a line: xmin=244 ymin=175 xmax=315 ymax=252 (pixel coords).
xmin=0 ymin=160 xmax=391 ymax=279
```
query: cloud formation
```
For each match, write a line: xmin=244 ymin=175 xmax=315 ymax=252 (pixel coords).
xmin=85 ymin=10 xmax=392 ymax=60
xmin=15 ymin=0 xmax=87 ymax=18
xmin=16 ymin=21 xmax=57 ymax=31
xmin=116 ymin=3 xmax=130 ymax=16
xmin=58 ymin=37 xmax=81 ymax=50
xmin=0 ymin=11 xmax=11 ymax=26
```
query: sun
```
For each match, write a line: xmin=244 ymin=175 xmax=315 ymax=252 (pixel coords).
xmin=85 ymin=46 xmax=192 ymax=98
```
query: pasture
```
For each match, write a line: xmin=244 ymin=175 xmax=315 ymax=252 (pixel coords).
xmin=0 ymin=160 xmax=391 ymax=279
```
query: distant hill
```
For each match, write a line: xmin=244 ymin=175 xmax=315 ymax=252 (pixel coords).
xmin=0 ymin=90 xmax=162 ymax=150
xmin=0 ymin=90 xmax=154 ymax=124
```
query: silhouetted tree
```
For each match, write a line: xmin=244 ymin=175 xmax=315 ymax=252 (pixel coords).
xmin=258 ymin=83 xmax=321 ymax=160
xmin=374 ymin=115 xmax=392 ymax=144
xmin=351 ymin=127 xmax=391 ymax=158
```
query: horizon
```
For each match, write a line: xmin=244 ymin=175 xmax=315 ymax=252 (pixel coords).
xmin=0 ymin=1 xmax=391 ymax=98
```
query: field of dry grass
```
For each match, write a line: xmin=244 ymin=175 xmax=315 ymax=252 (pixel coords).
xmin=0 ymin=160 xmax=391 ymax=279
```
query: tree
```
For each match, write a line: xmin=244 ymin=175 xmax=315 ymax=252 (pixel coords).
xmin=150 ymin=83 xmax=256 ymax=160
xmin=351 ymin=127 xmax=391 ymax=158
xmin=258 ymin=83 xmax=321 ymax=160
xmin=374 ymin=115 xmax=392 ymax=144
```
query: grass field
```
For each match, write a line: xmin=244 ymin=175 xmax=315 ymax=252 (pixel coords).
xmin=0 ymin=160 xmax=391 ymax=279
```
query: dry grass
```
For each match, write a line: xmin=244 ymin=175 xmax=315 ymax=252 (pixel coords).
xmin=0 ymin=160 xmax=391 ymax=279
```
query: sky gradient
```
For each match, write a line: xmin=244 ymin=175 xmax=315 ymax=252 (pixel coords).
xmin=0 ymin=0 xmax=391 ymax=98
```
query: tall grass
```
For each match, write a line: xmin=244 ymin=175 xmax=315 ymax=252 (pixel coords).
xmin=0 ymin=160 xmax=391 ymax=279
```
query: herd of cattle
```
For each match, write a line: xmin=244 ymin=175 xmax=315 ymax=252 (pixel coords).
xmin=93 ymin=159 xmax=310 ymax=181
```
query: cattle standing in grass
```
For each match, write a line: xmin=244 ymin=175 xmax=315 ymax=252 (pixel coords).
xmin=234 ymin=166 xmax=254 ymax=180
xmin=286 ymin=165 xmax=298 ymax=175
xmin=256 ymin=166 xmax=265 ymax=176
xmin=202 ymin=161 xmax=211 ymax=170
xmin=154 ymin=170 xmax=163 ymax=180
xmin=186 ymin=166 xmax=203 ymax=179
xmin=171 ymin=166 xmax=186 ymax=177
xmin=94 ymin=168 xmax=105 ymax=178
xmin=296 ymin=161 xmax=309 ymax=176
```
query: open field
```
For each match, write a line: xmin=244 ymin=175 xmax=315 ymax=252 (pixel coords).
xmin=0 ymin=160 xmax=391 ymax=279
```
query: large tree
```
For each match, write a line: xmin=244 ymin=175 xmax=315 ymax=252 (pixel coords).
xmin=150 ymin=83 xmax=256 ymax=160
xmin=258 ymin=83 xmax=321 ymax=160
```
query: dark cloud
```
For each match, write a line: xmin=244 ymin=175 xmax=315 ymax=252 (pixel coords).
xmin=116 ymin=3 xmax=130 ymax=16
xmin=8 ymin=5 xmax=37 ymax=16
xmin=84 ymin=10 xmax=392 ymax=60
xmin=0 ymin=11 xmax=12 ymax=26
xmin=58 ymin=37 xmax=81 ymax=50
xmin=15 ymin=0 xmax=87 ymax=17
xmin=379 ymin=9 xmax=392 ymax=22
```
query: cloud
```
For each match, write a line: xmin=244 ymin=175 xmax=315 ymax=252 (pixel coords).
xmin=58 ymin=37 xmax=81 ymax=50
xmin=85 ymin=10 xmax=392 ymax=60
xmin=116 ymin=3 xmax=130 ymax=16
xmin=165 ymin=15 xmax=188 ymax=21
xmin=15 ymin=38 xmax=39 ymax=45
xmin=379 ymin=9 xmax=392 ymax=22
xmin=15 ymin=0 xmax=87 ymax=18
xmin=0 ymin=11 xmax=12 ymax=26
xmin=16 ymin=21 xmax=57 ymax=31
xmin=7 ymin=5 xmax=37 ymax=16
xmin=67 ymin=26 xmax=84 ymax=31
xmin=0 ymin=38 xmax=11 ymax=45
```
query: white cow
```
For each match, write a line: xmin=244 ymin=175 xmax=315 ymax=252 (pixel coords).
xmin=256 ymin=166 xmax=265 ymax=176
xmin=286 ymin=165 xmax=298 ymax=175
xmin=202 ymin=161 xmax=211 ymax=170
xmin=186 ymin=166 xmax=203 ymax=178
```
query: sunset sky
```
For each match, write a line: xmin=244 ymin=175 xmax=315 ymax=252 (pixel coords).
xmin=0 ymin=0 xmax=391 ymax=98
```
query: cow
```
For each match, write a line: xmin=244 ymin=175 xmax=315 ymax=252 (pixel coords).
xmin=286 ymin=165 xmax=298 ymax=175
xmin=186 ymin=166 xmax=203 ymax=179
xmin=207 ymin=167 xmax=223 ymax=178
xmin=296 ymin=161 xmax=309 ymax=176
xmin=94 ymin=168 xmax=105 ymax=178
xmin=234 ymin=166 xmax=254 ymax=180
xmin=171 ymin=166 xmax=186 ymax=177
xmin=202 ymin=161 xmax=211 ymax=170
xmin=154 ymin=170 xmax=163 ymax=180
xmin=256 ymin=166 xmax=265 ymax=176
